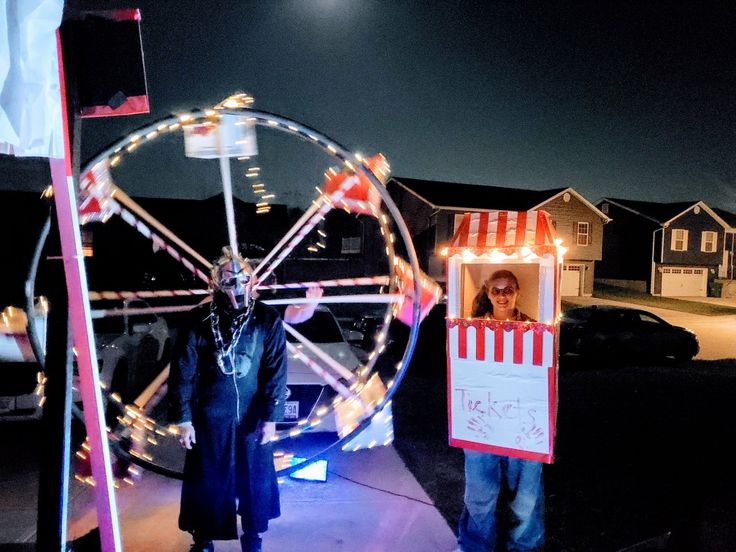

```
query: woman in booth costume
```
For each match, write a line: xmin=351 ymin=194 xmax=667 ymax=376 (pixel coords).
xmin=457 ymin=269 xmax=544 ymax=552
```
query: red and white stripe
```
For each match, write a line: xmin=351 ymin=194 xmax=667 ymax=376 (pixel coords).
xmin=255 ymin=276 xmax=389 ymax=291
xmin=450 ymin=211 xmax=556 ymax=249
xmin=116 ymin=205 xmax=210 ymax=284
xmin=255 ymin=175 xmax=360 ymax=284
xmin=88 ymin=289 xmax=209 ymax=301
xmin=448 ymin=322 xmax=555 ymax=367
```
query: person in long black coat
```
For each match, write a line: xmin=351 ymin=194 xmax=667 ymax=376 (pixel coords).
xmin=169 ymin=251 xmax=287 ymax=552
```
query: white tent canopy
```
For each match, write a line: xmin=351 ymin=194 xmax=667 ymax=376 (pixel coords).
xmin=0 ymin=0 xmax=63 ymax=158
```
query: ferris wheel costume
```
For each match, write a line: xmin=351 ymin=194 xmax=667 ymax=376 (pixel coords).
xmin=168 ymin=254 xmax=287 ymax=551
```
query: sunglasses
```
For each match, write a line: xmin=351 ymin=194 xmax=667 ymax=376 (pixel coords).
xmin=489 ymin=286 xmax=516 ymax=297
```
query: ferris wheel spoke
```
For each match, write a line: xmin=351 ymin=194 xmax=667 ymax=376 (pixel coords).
xmin=253 ymin=175 xmax=360 ymax=283
xmin=283 ymin=323 xmax=358 ymax=383
xmin=285 ymin=343 xmax=365 ymax=408
xmin=255 ymin=275 xmax=390 ymax=291
xmin=263 ymin=293 xmax=403 ymax=306
xmin=111 ymin=185 xmax=213 ymax=272
xmin=253 ymin=201 xmax=321 ymax=275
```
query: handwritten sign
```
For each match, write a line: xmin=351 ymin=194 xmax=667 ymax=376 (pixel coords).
xmin=449 ymin=355 xmax=553 ymax=460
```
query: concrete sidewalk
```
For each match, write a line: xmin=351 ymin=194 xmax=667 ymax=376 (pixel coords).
xmin=65 ymin=444 xmax=457 ymax=552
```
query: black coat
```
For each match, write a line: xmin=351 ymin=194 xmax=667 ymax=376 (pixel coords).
xmin=168 ymin=300 xmax=287 ymax=539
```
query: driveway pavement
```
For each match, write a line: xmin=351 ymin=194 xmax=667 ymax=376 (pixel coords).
xmin=562 ymin=295 xmax=736 ymax=360
xmin=0 ymin=420 xmax=457 ymax=552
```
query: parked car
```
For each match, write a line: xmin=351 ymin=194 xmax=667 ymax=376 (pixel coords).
xmin=280 ymin=306 xmax=361 ymax=432
xmin=85 ymin=299 xmax=171 ymax=406
xmin=0 ymin=302 xmax=47 ymax=420
xmin=560 ymin=305 xmax=699 ymax=362
xmin=348 ymin=315 xmax=383 ymax=351
xmin=0 ymin=298 xmax=171 ymax=421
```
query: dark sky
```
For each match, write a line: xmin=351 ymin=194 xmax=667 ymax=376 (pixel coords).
xmin=7 ymin=1 xmax=736 ymax=211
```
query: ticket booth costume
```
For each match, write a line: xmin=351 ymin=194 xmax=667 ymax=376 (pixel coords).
xmin=446 ymin=211 xmax=562 ymax=552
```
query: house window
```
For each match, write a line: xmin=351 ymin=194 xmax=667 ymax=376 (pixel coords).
xmin=575 ymin=222 xmax=590 ymax=246
xmin=341 ymin=236 xmax=362 ymax=254
xmin=671 ymin=229 xmax=688 ymax=251
xmin=601 ymin=203 xmax=609 ymax=215
xmin=701 ymin=231 xmax=717 ymax=253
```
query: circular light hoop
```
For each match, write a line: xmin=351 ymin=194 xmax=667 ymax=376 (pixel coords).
xmin=82 ymin=107 xmax=424 ymax=475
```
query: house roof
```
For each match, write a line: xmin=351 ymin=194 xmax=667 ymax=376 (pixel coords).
xmin=714 ymin=208 xmax=736 ymax=229
xmin=391 ymin=177 xmax=609 ymax=221
xmin=601 ymin=197 xmax=730 ymax=228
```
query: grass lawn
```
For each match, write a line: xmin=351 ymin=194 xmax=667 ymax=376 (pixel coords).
xmin=592 ymin=284 xmax=736 ymax=316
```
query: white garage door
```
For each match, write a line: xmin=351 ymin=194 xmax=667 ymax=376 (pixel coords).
xmin=561 ymin=264 xmax=582 ymax=296
xmin=661 ymin=267 xmax=707 ymax=297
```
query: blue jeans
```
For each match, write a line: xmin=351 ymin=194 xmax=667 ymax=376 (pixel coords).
xmin=457 ymin=451 xmax=544 ymax=552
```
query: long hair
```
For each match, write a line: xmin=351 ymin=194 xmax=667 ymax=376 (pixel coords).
xmin=470 ymin=269 xmax=520 ymax=317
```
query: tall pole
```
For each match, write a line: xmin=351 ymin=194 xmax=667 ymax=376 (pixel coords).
xmin=50 ymin=30 xmax=122 ymax=552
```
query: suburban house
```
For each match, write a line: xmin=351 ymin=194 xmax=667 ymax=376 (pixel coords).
xmin=387 ymin=177 xmax=610 ymax=296
xmin=596 ymin=198 xmax=732 ymax=297
xmin=714 ymin=208 xmax=736 ymax=282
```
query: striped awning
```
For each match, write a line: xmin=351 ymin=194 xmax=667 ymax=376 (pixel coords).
xmin=450 ymin=210 xmax=556 ymax=249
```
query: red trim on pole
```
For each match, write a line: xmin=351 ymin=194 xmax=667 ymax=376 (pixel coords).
xmin=547 ymin=363 xmax=556 ymax=460
xmin=53 ymin=31 xmax=122 ymax=552
xmin=80 ymin=94 xmax=150 ymax=118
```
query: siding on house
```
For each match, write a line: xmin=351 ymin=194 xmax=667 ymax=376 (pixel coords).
xmin=542 ymin=194 xmax=603 ymax=262
xmin=660 ymin=208 xmax=723 ymax=266
xmin=597 ymin=201 xmax=658 ymax=281
xmin=388 ymin=179 xmax=608 ymax=295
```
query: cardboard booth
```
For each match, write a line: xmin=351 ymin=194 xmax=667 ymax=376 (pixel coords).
xmin=446 ymin=210 xmax=562 ymax=463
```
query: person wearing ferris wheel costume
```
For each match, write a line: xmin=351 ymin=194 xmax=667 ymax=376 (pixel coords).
xmin=169 ymin=248 xmax=287 ymax=552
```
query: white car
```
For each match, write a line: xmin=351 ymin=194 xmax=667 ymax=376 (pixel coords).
xmin=0 ymin=302 xmax=47 ymax=420
xmin=85 ymin=299 xmax=171 ymax=406
xmin=280 ymin=306 xmax=362 ymax=432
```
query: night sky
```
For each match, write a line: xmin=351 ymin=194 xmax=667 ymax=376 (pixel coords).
xmin=5 ymin=1 xmax=736 ymax=211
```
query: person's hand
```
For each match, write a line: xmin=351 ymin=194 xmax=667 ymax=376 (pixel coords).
xmin=305 ymin=285 xmax=323 ymax=301
xmin=178 ymin=423 xmax=196 ymax=449
xmin=259 ymin=421 xmax=276 ymax=444
xmin=284 ymin=286 xmax=323 ymax=324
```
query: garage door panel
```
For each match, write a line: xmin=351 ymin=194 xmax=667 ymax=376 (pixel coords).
xmin=661 ymin=267 xmax=707 ymax=297
xmin=562 ymin=264 xmax=582 ymax=296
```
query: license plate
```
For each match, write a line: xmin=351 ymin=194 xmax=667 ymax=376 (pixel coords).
xmin=284 ymin=401 xmax=299 ymax=420
xmin=0 ymin=396 xmax=15 ymax=414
